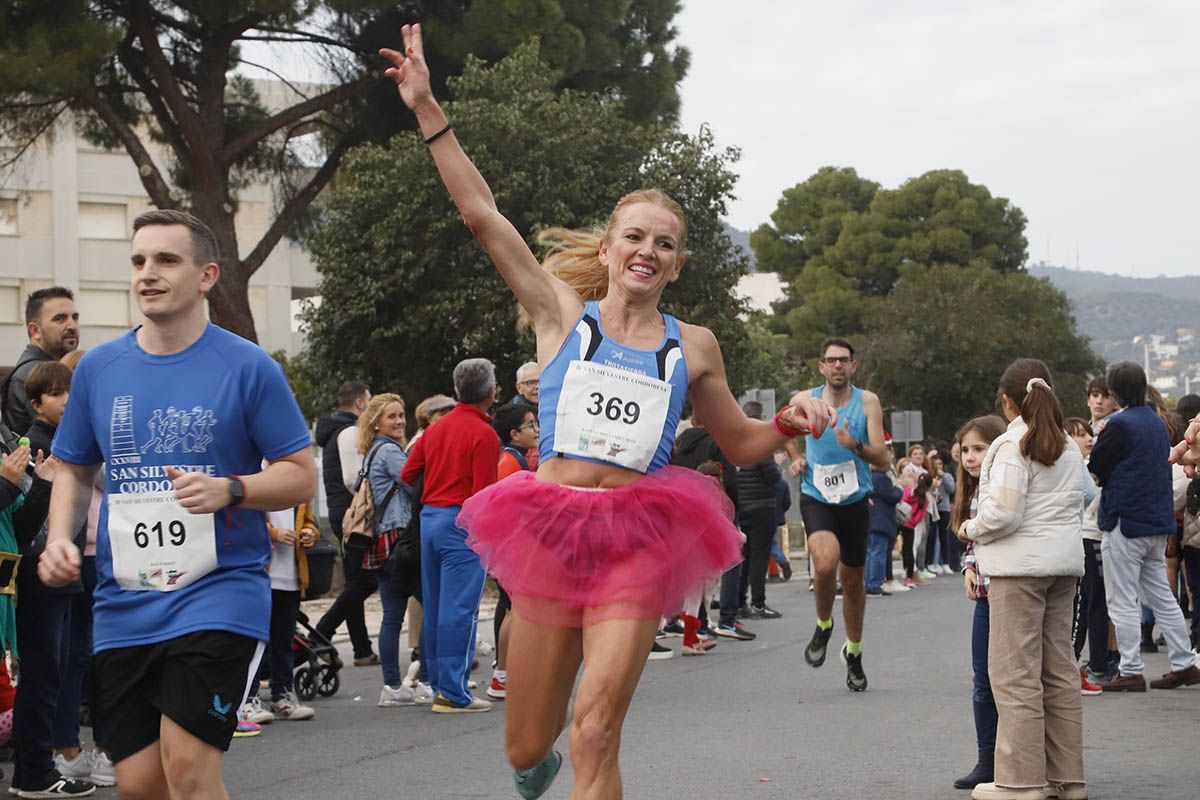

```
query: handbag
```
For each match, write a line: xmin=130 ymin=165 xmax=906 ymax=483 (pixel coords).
xmin=341 ymin=443 xmax=400 ymax=542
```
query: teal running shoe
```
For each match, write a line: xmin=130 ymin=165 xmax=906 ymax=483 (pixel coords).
xmin=515 ymin=749 xmax=563 ymax=799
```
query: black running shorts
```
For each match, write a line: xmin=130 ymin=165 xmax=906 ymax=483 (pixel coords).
xmin=799 ymin=494 xmax=871 ymax=568
xmin=93 ymin=630 xmax=263 ymax=763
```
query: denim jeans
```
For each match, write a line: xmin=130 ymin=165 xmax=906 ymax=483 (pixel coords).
xmin=865 ymin=531 xmax=893 ymax=592
xmin=375 ymin=572 xmax=412 ymax=688
xmin=971 ymin=597 xmax=998 ymax=752
xmin=420 ymin=506 xmax=486 ymax=706
xmin=13 ymin=593 xmax=71 ymax=785
xmin=769 ymin=535 xmax=788 ymax=566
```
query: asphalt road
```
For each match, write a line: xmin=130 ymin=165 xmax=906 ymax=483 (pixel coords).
xmin=39 ymin=566 xmax=1200 ymax=799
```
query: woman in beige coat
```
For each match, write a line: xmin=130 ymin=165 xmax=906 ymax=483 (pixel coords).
xmin=962 ymin=359 xmax=1089 ymax=800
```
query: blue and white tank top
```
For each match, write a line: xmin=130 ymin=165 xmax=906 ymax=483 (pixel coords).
xmin=801 ymin=385 xmax=872 ymax=506
xmin=538 ymin=301 xmax=688 ymax=473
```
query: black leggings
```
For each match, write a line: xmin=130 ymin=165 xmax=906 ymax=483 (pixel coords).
xmin=899 ymin=526 xmax=916 ymax=579
xmin=493 ymin=582 xmax=511 ymax=648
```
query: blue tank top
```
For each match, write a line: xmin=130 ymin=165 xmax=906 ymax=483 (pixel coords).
xmin=801 ymin=385 xmax=872 ymax=506
xmin=538 ymin=301 xmax=688 ymax=473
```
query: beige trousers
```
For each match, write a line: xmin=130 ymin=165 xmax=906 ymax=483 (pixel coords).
xmin=987 ymin=575 xmax=1084 ymax=789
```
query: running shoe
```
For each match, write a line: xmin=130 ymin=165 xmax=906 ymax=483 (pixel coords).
xmin=1080 ymin=672 xmax=1103 ymax=697
xmin=412 ymin=682 xmax=435 ymax=704
xmin=804 ymin=624 xmax=834 ymax=668
xmin=865 ymin=588 xmax=892 ymax=597
xmin=736 ymin=604 xmax=755 ymax=619
xmin=714 ymin=621 xmax=756 ymax=641
xmin=780 ymin=560 xmax=793 ymax=581
xmin=233 ymin=720 xmax=263 ymax=738
xmin=50 ymin=752 xmax=90 ymax=782
xmin=886 ymin=580 xmax=910 ymax=593
xmin=238 ymin=696 xmax=274 ymax=725
xmin=379 ymin=684 xmax=417 ymax=707
xmin=487 ymin=674 xmax=507 ymax=699
xmin=649 ymin=642 xmax=674 ymax=660
xmin=919 ymin=569 xmax=937 ymax=580
xmin=905 ymin=577 xmax=917 ymax=588
xmin=270 ymin=691 xmax=315 ymax=721
xmin=750 ymin=604 xmax=783 ymax=619
xmin=15 ymin=770 xmax=95 ymax=798
xmin=431 ymin=694 xmax=492 ymax=713
xmin=660 ymin=619 xmax=685 ymax=637
xmin=514 ymin=749 xmax=563 ymax=800
xmin=353 ymin=652 xmax=381 ymax=667
xmin=86 ymin=754 xmax=114 ymax=789
xmin=840 ymin=643 xmax=868 ymax=692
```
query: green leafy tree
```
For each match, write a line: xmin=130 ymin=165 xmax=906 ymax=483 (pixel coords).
xmin=856 ymin=264 xmax=1102 ymax=440
xmin=298 ymin=43 xmax=751 ymax=412
xmin=755 ymin=168 xmax=1030 ymax=360
xmin=0 ymin=0 xmax=688 ymax=342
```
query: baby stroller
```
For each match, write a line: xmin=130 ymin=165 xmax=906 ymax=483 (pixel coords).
xmin=292 ymin=610 xmax=343 ymax=701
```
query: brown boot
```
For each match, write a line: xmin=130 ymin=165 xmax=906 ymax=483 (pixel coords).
xmin=1149 ymin=664 xmax=1200 ymax=689
xmin=1098 ymin=672 xmax=1146 ymax=692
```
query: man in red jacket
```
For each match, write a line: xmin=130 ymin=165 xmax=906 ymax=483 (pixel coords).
xmin=401 ymin=358 xmax=500 ymax=713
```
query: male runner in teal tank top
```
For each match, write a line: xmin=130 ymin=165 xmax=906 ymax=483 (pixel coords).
xmin=787 ymin=337 xmax=890 ymax=691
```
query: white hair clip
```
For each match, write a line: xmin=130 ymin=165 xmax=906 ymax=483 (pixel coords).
xmin=1026 ymin=377 xmax=1051 ymax=393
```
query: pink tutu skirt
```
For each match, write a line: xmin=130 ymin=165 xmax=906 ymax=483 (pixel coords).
xmin=457 ymin=466 xmax=744 ymax=628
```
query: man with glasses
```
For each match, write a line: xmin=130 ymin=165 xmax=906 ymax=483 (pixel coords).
xmin=788 ymin=337 xmax=890 ymax=691
xmin=511 ymin=362 xmax=540 ymax=411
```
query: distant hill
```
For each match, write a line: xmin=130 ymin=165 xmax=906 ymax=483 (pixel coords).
xmin=723 ymin=222 xmax=757 ymax=272
xmin=1029 ymin=264 xmax=1200 ymax=360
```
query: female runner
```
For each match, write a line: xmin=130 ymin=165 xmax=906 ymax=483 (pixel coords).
xmin=381 ymin=24 xmax=833 ymax=800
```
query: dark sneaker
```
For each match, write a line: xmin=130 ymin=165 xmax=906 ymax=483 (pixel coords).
xmin=353 ymin=652 xmax=381 ymax=667
xmin=840 ymin=643 xmax=867 ymax=691
xmin=750 ymin=604 xmax=782 ymax=619
xmin=1098 ymin=672 xmax=1146 ymax=692
xmin=660 ymin=619 xmax=685 ymax=637
xmin=736 ymin=604 xmax=755 ymax=620
xmin=1149 ymin=664 xmax=1200 ymax=689
xmin=780 ymin=560 xmax=793 ymax=581
xmin=648 ymin=642 xmax=674 ymax=660
xmin=715 ymin=621 xmax=756 ymax=641
xmin=16 ymin=770 xmax=95 ymax=798
xmin=515 ymin=749 xmax=562 ymax=800
xmin=804 ymin=624 xmax=834 ymax=668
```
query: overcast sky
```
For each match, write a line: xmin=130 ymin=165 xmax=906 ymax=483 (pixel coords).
xmin=675 ymin=1 xmax=1198 ymax=277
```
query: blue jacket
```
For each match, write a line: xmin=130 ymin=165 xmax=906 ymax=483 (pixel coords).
xmin=366 ymin=435 xmax=414 ymax=533
xmin=868 ymin=470 xmax=904 ymax=536
xmin=1089 ymin=406 xmax=1174 ymax=538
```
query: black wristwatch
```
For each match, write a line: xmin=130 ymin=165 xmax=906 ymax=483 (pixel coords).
xmin=227 ymin=476 xmax=246 ymax=507
xmin=853 ymin=439 xmax=865 ymax=455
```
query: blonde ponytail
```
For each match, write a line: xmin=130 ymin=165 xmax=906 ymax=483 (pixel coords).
xmin=537 ymin=226 xmax=609 ymax=301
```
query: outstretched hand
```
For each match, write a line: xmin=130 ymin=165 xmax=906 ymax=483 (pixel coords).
xmin=379 ymin=24 xmax=434 ymax=113
xmin=787 ymin=395 xmax=836 ymax=440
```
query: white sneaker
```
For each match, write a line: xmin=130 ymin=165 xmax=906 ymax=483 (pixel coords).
xmin=475 ymin=638 xmax=495 ymax=657
xmin=88 ymin=751 xmax=116 ymax=787
xmin=941 ymin=564 xmax=954 ymax=575
xmin=919 ymin=569 xmax=937 ymax=580
xmin=52 ymin=750 xmax=91 ymax=780
xmin=270 ymin=690 xmax=315 ymax=721
xmin=379 ymin=684 xmax=417 ymax=707
xmin=412 ymin=681 xmax=435 ymax=705
xmin=885 ymin=580 xmax=910 ymax=593
xmin=238 ymin=696 xmax=274 ymax=725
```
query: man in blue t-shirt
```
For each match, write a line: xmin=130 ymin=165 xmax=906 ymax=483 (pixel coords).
xmin=39 ymin=210 xmax=316 ymax=799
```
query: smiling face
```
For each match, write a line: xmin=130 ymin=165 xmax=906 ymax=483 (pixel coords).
xmin=130 ymin=224 xmax=219 ymax=323
xmin=511 ymin=411 xmax=539 ymax=450
xmin=908 ymin=445 xmax=925 ymax=467
xmin=377 ymin=401 xmax=407 ymax=443
xmin=598 ymin=202 xmax=685 ymax=299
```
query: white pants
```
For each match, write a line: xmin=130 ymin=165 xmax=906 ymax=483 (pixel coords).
xmin=913 ymin=518 xmax=929 ymax=571
xmin=1101 ymin=527 xmax=1196 ymax=675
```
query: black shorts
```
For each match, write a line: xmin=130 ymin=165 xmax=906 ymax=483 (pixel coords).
xmin=799 ymin=494 xmax=871 ymax=567
xmin=93 ymin=630 xmax=264 ymax=763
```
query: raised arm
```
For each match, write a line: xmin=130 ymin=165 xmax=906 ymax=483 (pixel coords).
xmin=380 ymin=24 xmax=581 ymax=339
